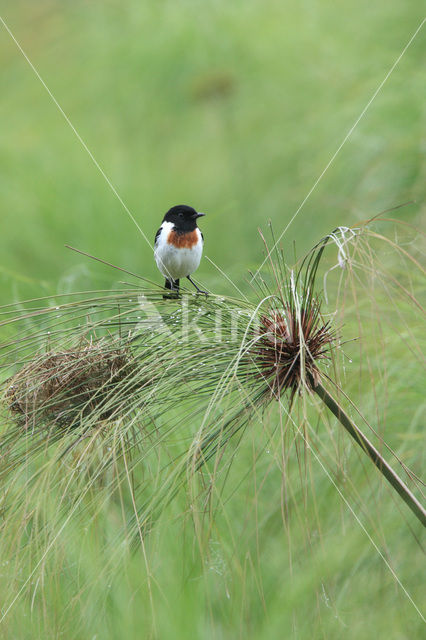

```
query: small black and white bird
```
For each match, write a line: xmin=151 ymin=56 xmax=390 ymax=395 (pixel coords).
xmin=154 ymin=204 xmax=206 ymax=296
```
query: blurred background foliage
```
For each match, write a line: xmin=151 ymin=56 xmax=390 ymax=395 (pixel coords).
xmin=0 ymin=0 xmax=424 ymax=298
xmin=0 ymin=1 xmax=424 ymax=639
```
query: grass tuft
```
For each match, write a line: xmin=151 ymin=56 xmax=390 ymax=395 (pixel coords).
xmin=5 ymin=336 xmax=136 ymax=428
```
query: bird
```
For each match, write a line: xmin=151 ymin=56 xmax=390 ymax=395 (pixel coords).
xmin=154 ymin=204 xmax=207 ymax=297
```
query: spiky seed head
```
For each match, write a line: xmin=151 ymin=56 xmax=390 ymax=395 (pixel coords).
xmin=254 ymin=303 xmax=333 ymax=399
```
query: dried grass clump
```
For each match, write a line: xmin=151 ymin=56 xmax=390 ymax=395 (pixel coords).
xmin=255 ymin=303 xmax=333 ymax=398
xmin=5 ymin=338 xmax=135 ymax=428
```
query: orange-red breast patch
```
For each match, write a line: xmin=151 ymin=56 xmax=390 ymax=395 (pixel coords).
xmin=167 ymin=230 xmax=198 ymax=249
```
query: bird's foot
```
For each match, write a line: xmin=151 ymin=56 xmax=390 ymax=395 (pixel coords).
xmin=187 ymin=276 xmax=208 ymax=296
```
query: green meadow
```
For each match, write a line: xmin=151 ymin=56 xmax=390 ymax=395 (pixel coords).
xmin=0 ymin=1 xmax=424 ymax=638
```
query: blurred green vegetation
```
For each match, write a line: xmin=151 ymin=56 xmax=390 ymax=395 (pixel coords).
xmin=0 ymin=0 xmax=424 ymax=297
xmin=0 ymin=1 xmax=424 ymax=639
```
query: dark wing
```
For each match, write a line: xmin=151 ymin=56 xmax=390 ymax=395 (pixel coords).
xmin=200 ymin=230 xmax=204 ymax=243
xmin=154 ymin=226 xmax=162 ymax=247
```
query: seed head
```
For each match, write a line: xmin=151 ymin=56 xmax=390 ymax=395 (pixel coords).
xmin=255 ymin=303 xmax=333 ymax=399
xmin=5 ymin=338 xmax=135 ymax=429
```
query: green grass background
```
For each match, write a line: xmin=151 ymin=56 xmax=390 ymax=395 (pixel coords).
xmin=0 ymin=1 xmax=425 ymax=638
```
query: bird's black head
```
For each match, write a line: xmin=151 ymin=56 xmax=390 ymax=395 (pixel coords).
xmin=163 ymin=205 xmax=205 ymax=231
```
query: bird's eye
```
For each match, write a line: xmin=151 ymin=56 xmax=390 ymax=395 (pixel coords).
xmin=178 ymin=212 xmax=183 ymax=217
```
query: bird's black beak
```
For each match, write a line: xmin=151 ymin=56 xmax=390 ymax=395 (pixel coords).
xmin=194 ymin=211 xmax=205 ymax=219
